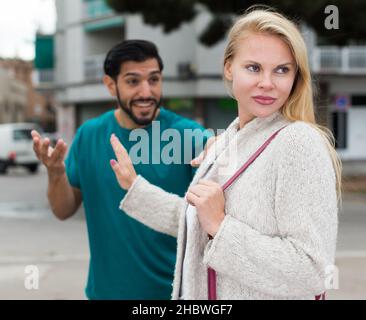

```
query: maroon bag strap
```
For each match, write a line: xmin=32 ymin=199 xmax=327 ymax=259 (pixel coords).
xmin=222 ymin=126 xmax=287 ymax=192
xmin=208 ymin=125 xmax=287 ymax=300
xmin=315 ymin=292 xmax=326 ymax=300
xmin=207 ymin=124 xmax=325 ymax=300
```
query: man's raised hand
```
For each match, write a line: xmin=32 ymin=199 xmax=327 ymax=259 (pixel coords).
xmin=31 ymin=130 xmax=68 ymax=175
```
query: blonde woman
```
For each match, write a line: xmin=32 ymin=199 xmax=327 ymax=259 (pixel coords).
xmin=109 ymin=8 xmax=341 ymax=300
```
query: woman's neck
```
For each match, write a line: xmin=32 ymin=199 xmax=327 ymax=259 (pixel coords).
xmin=238 ymin=111 xmax=255 ymax=129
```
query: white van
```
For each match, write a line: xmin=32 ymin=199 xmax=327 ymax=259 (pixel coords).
xmin=0 ymin=123 xmax=41 ymax=174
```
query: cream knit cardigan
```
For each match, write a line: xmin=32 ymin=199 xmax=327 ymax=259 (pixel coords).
xmin=120 ymin=111 xmax=338 ymax=300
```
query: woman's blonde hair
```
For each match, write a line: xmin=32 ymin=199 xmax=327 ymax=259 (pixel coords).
xmin=223 ymin=7 xmax=342 ymax=203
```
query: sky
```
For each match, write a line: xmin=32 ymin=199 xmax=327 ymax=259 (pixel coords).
xmin=0 ymin=0 xmax=56 ymax=60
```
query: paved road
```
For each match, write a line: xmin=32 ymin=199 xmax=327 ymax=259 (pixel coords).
xmin=0 ymin=166 xmax=365 ymax=299
xmin=0 ymin=167 xmax=88 ymax=299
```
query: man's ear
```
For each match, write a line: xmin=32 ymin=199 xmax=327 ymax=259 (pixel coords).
xmin=103 ymin=75 xmax=117 ymax=97
xmin=224 ymin=60 xmax=233 ymax=81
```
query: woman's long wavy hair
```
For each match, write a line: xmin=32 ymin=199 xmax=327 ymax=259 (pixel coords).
xmin=223 ymin=7 xmax=342 ymax=203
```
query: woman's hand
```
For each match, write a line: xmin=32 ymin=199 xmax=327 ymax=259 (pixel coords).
xmin=110 ymin=134 xmax=137 ymax=190
xmin=186 ymin=180 xmax=225 ymax=237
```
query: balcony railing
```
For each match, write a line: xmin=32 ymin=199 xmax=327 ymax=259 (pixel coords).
xmin=32 ymin=69 xmax=54 ymax=86
xmin=312 ymin=46 xmax=366 ymax=74
xmin=83 ymin=46 xmax=366 ymax=82
xmin=83 ymin=0 xmax=114 ymax=20
xmin=39 ymin=69 xmax=55 ymax=83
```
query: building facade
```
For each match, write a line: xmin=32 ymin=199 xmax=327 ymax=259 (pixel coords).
xmin=54 ymin=0 xmax=366 ymax=160
xmin=0 ymin=66 xmax=27 ymax=123
xmin=0 ymin=58 xmax=56 ymax=131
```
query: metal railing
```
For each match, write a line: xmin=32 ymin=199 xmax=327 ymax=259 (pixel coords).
xmin=83 ymin=0 xmax=114 ymax=19
xmin=312 ymin=46 xmax=366 ymax=74
xmin=83 ymin=46 xmax=366 ymax=82
xmin=38 ymin=69 xmax=55 ymax=83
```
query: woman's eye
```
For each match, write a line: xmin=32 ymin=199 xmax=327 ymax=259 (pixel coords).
xmin=276 ymin=66 xmax=290 ymax=74
xmin=246 ymin=64 xmax=260 ymax=72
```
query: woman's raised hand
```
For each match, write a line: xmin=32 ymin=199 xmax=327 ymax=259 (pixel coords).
xmin=186 ymin=179 xmax=225 ymax=237
xmin=110 ymin=134 xmax=137 ymax=190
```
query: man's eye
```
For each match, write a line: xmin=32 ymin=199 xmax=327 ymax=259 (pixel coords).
xmin=246 ymin=64 xmax=260 ymax=72
xmin=149 ymin=77 xmax=160 ymax=83
xmin=127 ymin=79 xmax=139 ymax=85
xmin=276 ymin=66 xmax=290 ymax=74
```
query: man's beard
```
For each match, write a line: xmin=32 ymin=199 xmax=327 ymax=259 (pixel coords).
xmin=116 ymin=89 xmax=160 ymax=126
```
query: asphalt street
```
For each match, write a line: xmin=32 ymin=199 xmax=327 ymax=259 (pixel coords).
xmin=0 ymin=166 xmax=365 ymax=300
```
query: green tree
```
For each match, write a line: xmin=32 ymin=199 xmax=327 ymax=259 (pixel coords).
xmin=106 ymin=0 xmax=366 ymax=46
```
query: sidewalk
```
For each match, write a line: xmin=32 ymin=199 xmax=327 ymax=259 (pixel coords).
xmin=342 ymin=160 xmax=366 ymax=177
xmin=0 ymin=163 xmax=366 ymax=300
xmin=0 ymin=212 xmax=89 ymax=300
xmin=327 ymin=256 xmax=366 ymax=300
xmin=0 ymin=193 xmax=365 ymax=299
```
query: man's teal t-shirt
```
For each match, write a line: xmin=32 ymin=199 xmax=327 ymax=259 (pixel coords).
xmin=65 ymin=107 xmax=210 ymax=300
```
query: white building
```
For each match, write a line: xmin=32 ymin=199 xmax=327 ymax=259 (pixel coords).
xmin=311 ymin=47 xmax=366 ymax=160
xmin=54 ymin=0 xmax=366 ymax=160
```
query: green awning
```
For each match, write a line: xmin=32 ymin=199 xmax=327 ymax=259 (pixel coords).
xmin=34 ymin=35 xmax=54 ymax=69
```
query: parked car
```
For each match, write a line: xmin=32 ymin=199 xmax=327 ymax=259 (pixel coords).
xmin=0 ymin=123 xmax=41 ymax=174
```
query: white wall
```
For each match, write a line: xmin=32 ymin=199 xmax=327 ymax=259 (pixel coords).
xmin=125 ymin=12 xmax=226 ymax=78
xmin=337 ymin=108 xmax=366 ymax=160
xmin=65 ymin=27 xmax=84 ymax=84
xmin=64 ymin=0 xmax=83 ymax=26
xmin=329 ymin=77 xmax=366 ymax=160
xmin=55 ymin=0 xmax=65 ymax=31
xmin=64 ymin=83 xmax=110 ymax=103
xmin=84 ymin=28 xmax=124 ymax=56
xmin=194 ymin=10 xmax=227 ymax=76
xmin=124 ymin=12 xmax=228 ymax=98
xmin=125 ymin=15 xmax=196 ymax=78
xmin=55 ymin=0 xmax=84 ymax=86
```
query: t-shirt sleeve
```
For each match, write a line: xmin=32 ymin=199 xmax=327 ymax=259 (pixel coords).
xmin=65 ymin=128 xmax=82 ymax=189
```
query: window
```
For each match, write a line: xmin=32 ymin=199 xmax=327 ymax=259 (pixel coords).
xmin=13 ymin=129 xmax=33 ymax=141
xmin=351 ymin=95 xmax=366 ymax=107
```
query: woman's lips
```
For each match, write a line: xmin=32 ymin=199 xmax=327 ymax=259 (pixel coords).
xmin=253 ymin=96 xmax=277 ymax=105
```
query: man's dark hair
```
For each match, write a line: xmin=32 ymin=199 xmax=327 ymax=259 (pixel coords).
xmin=103 ymin=40 xmax=164 ymax=80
